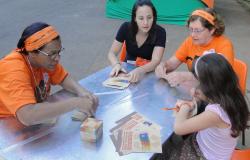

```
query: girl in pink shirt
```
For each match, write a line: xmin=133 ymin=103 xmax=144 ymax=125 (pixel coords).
xmin=157 ymin=53 xmax=249 ymax=160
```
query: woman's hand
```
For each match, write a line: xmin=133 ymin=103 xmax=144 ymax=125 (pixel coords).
xmin=109 ymin=63 xmax=127 ymax=77
xmin=76 ymin=96 xmax=98 ymax=117
xmin=77 ymin=91 xmax=99 ymax=107
xmin=78 ymin=92 xmax=99 ymax=115
xmin=85 ymin=93 xmax=99 ymax=108
xmin=127 ymin=67 xmax=145 ymax=83
xmin=164 ymin=72 xmax=191 ymax=87
xmin=155 ymin=62 xmax=167 ymax=79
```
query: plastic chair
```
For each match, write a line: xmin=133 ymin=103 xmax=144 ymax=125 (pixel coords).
xmin=233 ymin=58 xmax=247 ymax=94
xmin=118 ymin=42 xmax=150 ymax=66
xmin=233 ymin=58 xmax=248 ymax=146
xmin=201 ymin=0 xmax=214 ymax=8
xmin=119 ymin=41 xmax=126 ymax=62
xmin=231 ymin=148 xmax=250 ymax=160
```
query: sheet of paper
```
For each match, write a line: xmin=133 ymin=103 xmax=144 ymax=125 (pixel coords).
xmin=119 ymin=129 xmax=162 ymax=154
xmin=109 ymin=112 xmax=162 ymax=156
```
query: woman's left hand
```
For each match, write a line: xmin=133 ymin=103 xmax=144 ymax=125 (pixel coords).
xmin=165 ymin=72 xmax=191 ymax=87
xmin=127 ymin=68 xmax=145 ymax=83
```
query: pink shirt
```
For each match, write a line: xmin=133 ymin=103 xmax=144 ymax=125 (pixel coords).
xmin=196 ymin=104 xmax=237 ymax=160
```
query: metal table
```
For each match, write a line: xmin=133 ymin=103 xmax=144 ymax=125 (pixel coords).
xmin=0 ymin=63 xmax=191 ymax=160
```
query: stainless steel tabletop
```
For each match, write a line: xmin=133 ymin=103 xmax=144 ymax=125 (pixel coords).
xmin=0 ymin=63 xmax=191 ymax=160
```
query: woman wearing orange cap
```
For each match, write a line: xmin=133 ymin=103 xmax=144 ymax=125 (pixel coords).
xmin=0 ymin=22 xmax=98 ymax=126
xmin=155 ymin=8 xmax=234 ymax=88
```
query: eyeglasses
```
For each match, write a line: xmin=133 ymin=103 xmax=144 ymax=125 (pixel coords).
xmin=188 ymin=27 xmax=206 ymax=34
xmin=37 ymin=48 xmax=65 ymax=59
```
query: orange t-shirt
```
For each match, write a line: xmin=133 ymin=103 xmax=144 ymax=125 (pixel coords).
xmin=175 ymin=35 xmax=234 ymax=70
xmin=0 ymin=50 xmax=68 ymax=118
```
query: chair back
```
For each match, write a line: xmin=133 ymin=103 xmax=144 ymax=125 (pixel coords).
xmin=233 ymin=58 xmax=248 ymax=146
xmin=119 ymin=41 xmax=126 ymax=62
xmin=231 ymin=149 xmax=250 ymax=160
xmin=233 ymin=58 xmax=248 ymax=95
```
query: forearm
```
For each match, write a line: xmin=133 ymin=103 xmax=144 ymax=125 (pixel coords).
xmin=140 ymin=47 xmax=164 ymax=73
xmin=108 ymin=40 xmax=123 ymax=66
xmin=174 ymin=105 xmax=192 ymax=135
xmin=164 ymin=56 xmax=182 ymax=73
xmin=61 ymin=75 xmax=91 ymax=96
xmin=164 ymin=60 xmax=179 ymax=73
xmin=108 ymin=51 xmax=120 ymax=66
xmin=17 ymin=97 xmax=81 ymax=126
xmin=175 ymin=106 xmax=191 ymax=123
xmin=138 ymin=60 xmax=160 ymax=73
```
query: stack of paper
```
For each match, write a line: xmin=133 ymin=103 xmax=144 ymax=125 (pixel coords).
xmin=110 ymin=112 xmax=162 ymax=156
xmin=103 ymin=76 xmax=130 ymax=89
xmin=80 ymin=118 xmax=103 ymax=142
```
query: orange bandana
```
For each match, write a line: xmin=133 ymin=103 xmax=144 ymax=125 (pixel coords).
xmin=192 ymin=10 xmax=215 ymax=26
xmin=24 ymin=26 xmax=59 ymax=51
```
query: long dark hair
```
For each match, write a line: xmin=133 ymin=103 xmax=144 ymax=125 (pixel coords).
xmin=194 ymin=54 xmax=249 ymax=137
xmin=17 ymin=22 xmax=59 ymax=55
xmin=130 ymin=0 xmax=157 ymax=44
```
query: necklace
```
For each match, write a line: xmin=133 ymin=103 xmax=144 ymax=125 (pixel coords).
xmin=23 ymin=55 xmax=47 ymax=103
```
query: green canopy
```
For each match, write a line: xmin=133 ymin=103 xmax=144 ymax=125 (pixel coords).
xmin=106 ymin=0 xmax=206 ymax=26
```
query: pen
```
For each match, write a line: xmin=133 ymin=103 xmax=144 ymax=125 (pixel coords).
xmin=161 ymin=107 xmax=179 ymax=111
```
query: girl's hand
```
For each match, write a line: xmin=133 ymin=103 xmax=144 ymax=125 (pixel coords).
xmin=127 ymin=68 xmax=145 ymax=83
xmin=155 ymin=62 xmax=167 ymax=79
xmin=109 ymin=63 xmax=127 ymax=77
xmin=175 ymin=99 xmax=195 ymax=112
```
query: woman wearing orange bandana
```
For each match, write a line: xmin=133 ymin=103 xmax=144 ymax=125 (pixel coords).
xmin=0 ymin=22 xmax=98 ymax=126
xmin=155 ymin=8 xmax=234 ymax=88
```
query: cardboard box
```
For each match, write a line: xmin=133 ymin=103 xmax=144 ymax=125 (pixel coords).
xmin=80 ymin=118 xmax=103 ymax=142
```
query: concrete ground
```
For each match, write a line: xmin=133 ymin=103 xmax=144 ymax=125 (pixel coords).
xmin=0 ymin=0 xmax=249 ymax=148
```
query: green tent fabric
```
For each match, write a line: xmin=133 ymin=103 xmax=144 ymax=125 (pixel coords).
xmin=106 ymin=0 xmax=206 ymax=26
